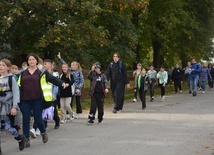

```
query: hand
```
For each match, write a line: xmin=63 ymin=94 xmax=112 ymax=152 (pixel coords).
xmin=52 ymin=95 xmax=56 ymax=101
xmin=62 ymin=83 xmax=68 ymax=89
xmin=57 ymin=52 xmax=61 ymax=59
xmin=163 ymin=84 xmax=165 ymax=87
xmin=10 ymin=107 xmax=17 ymax=116
xmin=91 ymin=65 xmax=95 ymax=71
xmin=105 ymin=89 xmax=109 ymax=93
xmin=145 ymin=81 xmax=148 ymax=84
xmin=134 ymin=89 xmax=137 ymax=92
xmin=126 ymin=84 xmax=130 ymax=88
xmin=76 ymin=89 xmax=81 ymax=93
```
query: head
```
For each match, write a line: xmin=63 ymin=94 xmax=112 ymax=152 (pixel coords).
xmin=137 ymin=63 xmax=142 ymax=69
xmin=113 ymin=52 xmax=120 ymax=63
xmin=187 ymin=62 xmax=191 ymax=66
xmin=141 ymin=68 xmax=146 ymax=75
xmin=71 ymin=61 xmax=82 ymax=72
xmin=26 ymin=53 xmax=39 ymax=67
xmin=22 ymin=62 xmax=28 ymax=69
xmin=52 ymin=61 xmax=57 ymax=71
xmin=202 ymin=62 xmax=207 ymax=67
xmin=0 ymin=59 xmax=12 ymax=75
xmin=94 ymin=62 xmax=101 ymax=73
xmin=11 ymin=65 xmax=19 ymax=74
xmin=150 ymin=65 xmax=154 ymax=70
xmin=191 ymin=59 xmax=196 ymax=64
xmin=43 ymin=59 xmax=53 ymax=71
xmin=175 ymin=63 xmax=179 ymax=68
xmin=61 ymin=63 xmax=71 ymax=78
xmin=160 ymin=66 xmax=165 ymax=72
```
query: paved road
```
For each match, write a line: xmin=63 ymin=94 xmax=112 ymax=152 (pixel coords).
xmin=2 ymin=90 xmax=214 ymax=155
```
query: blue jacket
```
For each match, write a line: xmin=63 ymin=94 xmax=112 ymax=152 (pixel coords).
xmin=190 ymin=62 xmax=201 ymax=78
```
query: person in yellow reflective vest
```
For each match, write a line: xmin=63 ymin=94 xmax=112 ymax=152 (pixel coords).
xmin=17 ymin=53 xmax=68 ymax=148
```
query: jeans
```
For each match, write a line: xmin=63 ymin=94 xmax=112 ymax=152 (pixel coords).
xmin=22 ymin=99 xmax=45 ymax=139
xmin=190 ymin=75 xmax=199 ymax=93
xmin=200 ymin=81 xmax=206 ymax=91
xmin=149 ymin=79 xmax=156 ymax=98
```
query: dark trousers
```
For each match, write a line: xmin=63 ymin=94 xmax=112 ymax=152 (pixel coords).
xmin=22 ymin=99 xmax=45 ymax=139
xmin=111 ymin=80 xmax=125 ymax=111
xmin=71 ymin=95 xmax=82 ymax=113
xmin=159 ymin=84 xmax=165 ymax=97
xmin=173 ymin=79 xmax=182 ymax=92
xmin=53 ymin=100 xmax=60 ymax=125
xmin=149 ymin=78 xmax=156 ymax=98
xmin=139 ymin=89 xmax=147 ymax=108
xmin=133 ymin=90 xmax=138 ymax=99
xmin=88 ymin=93 xmax=104 ymax=122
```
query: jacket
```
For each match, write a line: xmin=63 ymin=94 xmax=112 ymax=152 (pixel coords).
xmin=134 ymin=74 xmax=150 ymax=91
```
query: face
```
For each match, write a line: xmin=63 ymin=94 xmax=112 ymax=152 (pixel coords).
xmin=71 ymin=62 xmax=78 ymax=70
xmin=150 ymin=66 xmax=154 ymax=70
xmin=43 ymin=62 xmax=52 ymax=70
xmin=95 ymin=67 xmax=101 ymax=73
xmin=191 ymin=59 xmax=196 ymax=63
xmin=28 ymin=56 xmax=38 ymax=67
xmin=160 ymin=68 xmax=164 ymax=72
xmin=0 ymin=61 xmax=9 ymax=74
xmin=187 ymin=62 xmax=191 ymax=66
xmin=137 ymin=64 xmax=142 ymax=69
xmin=11 ymin=68 xmax=19 ymax=74
xmin=62 ymin=64 xmax=69 ymax=73
xmin=175 ymin=64 xmax=179 ymax=68
xmin=141 ymin=69 xmax=146 ymax=75
xmin=113 ymin=54 xmax=119 ymax=63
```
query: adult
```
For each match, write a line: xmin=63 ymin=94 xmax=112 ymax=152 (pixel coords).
xmin=57 ymin=52 xmax=84 ymax=118
xmin=106 ymin=52 xmax=130 ymax=113
xmin=171 ymin=63 xmax=183 ymax=93
xmin=189 ymin=59 xmax=201 ymax=96
xmin=147 ymin=64 xmax=157 ymax=102
xmin=18 ymin=53 xmax=67 ymax=147
xmin=185 ymin=62 xmax=192 ymax=94
xmin=208 ymin=63 xmax=214 ymax=89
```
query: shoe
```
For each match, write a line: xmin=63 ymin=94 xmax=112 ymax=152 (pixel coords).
xmin=30 ymin=128 xmax=36 ymax=138
xmin=98 ymin=121 xmax=103 ymax=124
xmin=193 ymin=92 xmax=197 ymax=96
xmin=61 ymin=119 xmax=66 ymax=124
xmin=74 ymin=113 xmax=80 ymax=119
xmin=41 ymin=132 xmax=48 ymax=143
xmin=189 ymin=90 xmax=192 ymax=94
xmin=35 ymin=128 xmax=41 ymax=136
xmin=54 ymin=124 xmax=60 ymax=129
xmin=25 ymin=138 xmax=30 ymax=148
xmin=161 ymin=96 xmax=165 ymax=102
xmin=70 ymin=113 xmax=74 ymax=121
xmin=179 ymin=90 xmax=182 ymax=92
xmin=202 ymin=91 xmax=205 ymax=94
xmin=0 ymin=146 xmax=2 ymax=155
xmin=66 ymin=114 xmax=70 ymax=120
xmin=150 ymin=98 xmax=154 ymax=102
xmin=142 ymin=107 xmax=146 ymax=110
xmin=133 ymin=98 xmax=137 ymax=102
xmin=112 ymin=109 xmax=117 ymax=114
xmin=15 ymin=135 xmax=26 ymax=151
xmin=87 ymin=120 xmax=94 ymax=124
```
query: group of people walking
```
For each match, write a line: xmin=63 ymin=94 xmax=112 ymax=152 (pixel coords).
xmin=0 ymin=52 xmax=212 ymax=154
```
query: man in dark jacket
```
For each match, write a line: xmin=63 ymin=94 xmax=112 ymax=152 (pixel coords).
xmin=106 ymin=52 xmax=130 ymax=113
xmin=171 ymin=63 xmax=183 ymax=93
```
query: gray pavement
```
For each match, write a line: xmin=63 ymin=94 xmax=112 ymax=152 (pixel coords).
xmin=2 ymin=90 xmax=214 ymax=155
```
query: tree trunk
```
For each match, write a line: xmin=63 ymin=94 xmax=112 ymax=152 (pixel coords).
xmin=152 ymin=39 xmax=163 ymax=69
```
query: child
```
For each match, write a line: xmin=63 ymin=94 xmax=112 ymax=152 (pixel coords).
xmin=134 ymin=68 xmax=150 ymax=110
xmin=0 ymin=59 xmax=25 ymax=153
xmin=132 ymin=63 xmax=142 ymax=102
xmin=59 ymin=63 xmax=74 ymax=124
xmin=157 ymin=66 xmax=168 ymax=101
xmin=87 ymin=62 xmax=109 ymax=124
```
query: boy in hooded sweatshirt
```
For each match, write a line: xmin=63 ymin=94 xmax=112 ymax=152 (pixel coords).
xmin=0 ymin=59 xmax=25 ymax=154
xmin=87 ymin=62 xmax=109 ymax=124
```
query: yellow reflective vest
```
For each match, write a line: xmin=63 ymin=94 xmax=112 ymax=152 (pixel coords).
xmin=17 ymin=72 xmax=52 ymax=102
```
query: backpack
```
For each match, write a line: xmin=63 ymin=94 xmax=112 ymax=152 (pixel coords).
xmin=110 ymin=61 xmax=123 ymax=76
xmin=42 ymin=106 xmax=54 ymax=121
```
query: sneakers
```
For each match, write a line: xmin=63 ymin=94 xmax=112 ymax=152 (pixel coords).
xmin=61 ymin=119 xmax=66 ymax=124
xmin=35 ymin=128 xmax=41 ymax=136
xmin=41 ymin=132 xmax=48 ymax=143
xmin=74 ymin=113 xmax=80 ymax=119
xmin=179 ymin=90 xmax=182 ymax=92
xmin=150 ymin=98 xmax=154 ymax=102
xmin=87 ymin=120 xmax=94 ymax=124
xmin=193 ymin=92 xmax=197 ymax=96
xmin=54 ymin=123 xmax=60 ymax=129
xmin=112 ymin=109 xmax=117 ymax=114
xmin=25 ymin=138 xmax=30 ymax=148
xmin=98 ymin=121 xmax=103 ymax=124
xmin=15 ymin=135 xmax=26 ymax=151
xmin=70 ymin=113 xmax=74 ymax=121
xmin=189 ymin=90 xmax=192 ymax=94
xmin=30 ymin=128 xmax=36 ymax=138
xmin=161 ymin=96 xmax=165 ymax=102
xmin=202 ymin=91 xmax=205 ymax=94
xmin=133 ymin=98 xmax=137 ymax=102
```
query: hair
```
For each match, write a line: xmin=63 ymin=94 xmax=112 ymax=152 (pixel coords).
xmin=62 ymin=63 xmax=71 ymax=78
xmin=137 ymin=63 xmax=142 ymax=66
xmin=38 ymin=57 xmax=43 ymax=65
xmin=71 ymin=61 xmax=82 ymax=72
xmin=22 ymin=62 xmax=27 ymax=66
xmin=0 ymin=59 xmax=12 ymax=72
xmin=26 ymin=53 xmax=39 ymax=65
xmin=12 ymin=65 xmax=18 ymax=70
xmin=113 ymin=52 xmax=120 ymax=58
xmin=44 ymin=59 xmax=53 ymax=64
xmin=141 ymin=68 xmax=147 ymax=71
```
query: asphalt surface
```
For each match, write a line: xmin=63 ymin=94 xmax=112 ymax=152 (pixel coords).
xmin=1 ymin=89 xmax=214 ymax=155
